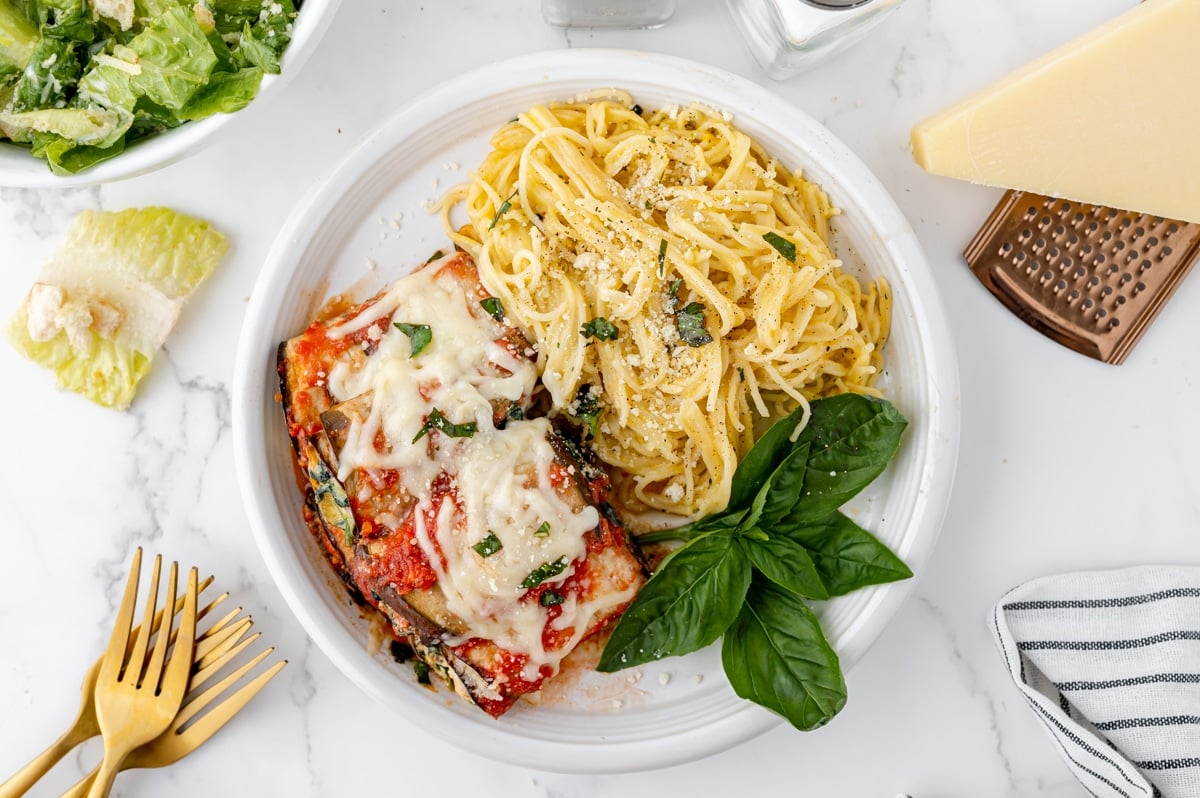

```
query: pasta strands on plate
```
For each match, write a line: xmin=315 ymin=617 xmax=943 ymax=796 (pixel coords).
xmin=443 ymin=93 xmax=890 ymax=517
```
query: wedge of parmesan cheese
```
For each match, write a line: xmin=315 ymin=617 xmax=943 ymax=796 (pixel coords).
xmin=911 ymin=0 xmax=1200 ymax=223
xmin=7 ymin=207 xmax=227 ymax=409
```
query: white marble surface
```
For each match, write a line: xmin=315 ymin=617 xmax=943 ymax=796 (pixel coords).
xmin=1 ymin=0 xmax=1196 ymax=795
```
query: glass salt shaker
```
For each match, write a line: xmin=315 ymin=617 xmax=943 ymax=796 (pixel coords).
xmin=727 ymin=0 xmax=906 ymax=79
xmin=541 ymin=0 xmax=677 ymax=29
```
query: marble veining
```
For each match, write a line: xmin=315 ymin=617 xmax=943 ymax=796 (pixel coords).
xmin=2 ymin=1 xmax=1196 ymax=796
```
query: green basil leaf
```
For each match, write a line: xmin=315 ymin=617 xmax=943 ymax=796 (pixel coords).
xmin=676 ymin=301 xmax=713 ymax=347
xmin=488 ymin=189 xmax=517 ymax=230
xmin=787 ymin=394 xmax=907 ymax=525
xmin=763 ymin=231 xmax=797 ymax=263
xmin=472 ymin=532 xmax=502 ymax=558
xmin=535 ymin=521 xmax=551 ymax=538
xmin=479 ymin=297 xmax=505 ymax=322
xmin=668 ymin=277 xmax=683 ymax=310
xmin=727 ymin=405 xmax=807 ymax=511
xmin=581 ymin=317 xmax=619 ymax=341
xmin=721 ymin=577 xmax=846 ymax=730
xmin=393 ymin=322 xmax=432 ymax=356
xmin=749 ymin=442 xmax=810 ymax=529
xmin=539 ymin=590 xmax=565 ymax=606
xmin=424 ymin=249 xmax=446 ymax=263
xmin=598 ymin=532 xmax=750 ymax=672
xmin=738 ymin=531 xmax=828 ymax=600
xmin=781 ymin=512 xmax=912 ymax=596
xmin=413 ymin=660 xmax=431 ymax=685
xmin=657 ymin=238 xmax=668 ymax=277
xmin=521 ymin=556 xmax=569 ymax=589
xmin=572 ymin=383 xmax=603 ymax=438
xmin=412 ymin=407 xmax=479 ymax=443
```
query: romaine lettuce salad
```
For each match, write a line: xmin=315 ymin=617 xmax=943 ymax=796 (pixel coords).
xmin=0 ymin=0 xmax=299 ymax=174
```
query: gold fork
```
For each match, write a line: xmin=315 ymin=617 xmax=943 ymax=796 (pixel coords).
xmin=60 ymin=632 xmax=286 ymax=798
xmin=0 ymin=574 xmax=222 ymax=798
xmin=86 ymin=549 xmax=198 ymax=798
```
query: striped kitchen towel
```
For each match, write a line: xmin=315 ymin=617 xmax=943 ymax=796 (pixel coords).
xmin=992 ymin=566 xmax=1200 ymax=798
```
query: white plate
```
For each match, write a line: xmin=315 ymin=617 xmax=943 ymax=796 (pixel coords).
xmin=232 ymin=49 xmax=960 ymax=773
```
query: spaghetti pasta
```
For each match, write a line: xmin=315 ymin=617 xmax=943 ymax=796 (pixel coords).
xmin=443 ymin=92 xmax=890 ymax=517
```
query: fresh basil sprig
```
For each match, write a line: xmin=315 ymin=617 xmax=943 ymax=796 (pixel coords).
xmin=598 ymin=392 xmax=910 ymax=731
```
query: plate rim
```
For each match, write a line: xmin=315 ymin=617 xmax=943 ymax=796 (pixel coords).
xmin=232 ymin=47 xmax=960 ymax=773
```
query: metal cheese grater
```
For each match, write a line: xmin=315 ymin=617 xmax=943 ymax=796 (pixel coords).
xmin=964 ymin=190 xmax=1200 ymax=364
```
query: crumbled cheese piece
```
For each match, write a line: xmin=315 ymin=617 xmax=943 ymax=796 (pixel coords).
xmin=443 ymin=161 xmax=460 ymax=171
xmin=89 ymin=299 xmax=122 ymax=339
xmin=26 ymin=283 xmax=65 ymax=342
xmin=365 ymin=258 xmax=377 ymax=271
xmin=658 ymin=671 xmax=671 ymax=686
xmin=91 ymin=0 xmax=134 ymax=30
xmin=193 ymin=3 xmax=215 ymax=31
xmin=56 ymin=300 xmax=94 ymax=353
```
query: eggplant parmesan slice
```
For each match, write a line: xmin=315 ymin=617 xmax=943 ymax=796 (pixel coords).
xmin=278 ymin=252 xmax=646 ymax=716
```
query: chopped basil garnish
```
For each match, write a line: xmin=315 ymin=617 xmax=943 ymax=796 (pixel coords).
xmin=644 ymin=199 xmax=654 ymax=210
xmin=472 ymin=532 xmax=503 ymax=558
xmin=540 ymin=591 xmax=565 ymax=607
xmin=413 ymin=660 xmax=431 ymax=685
xmin=389 ymin=640 xmax=414 ymax=663
xmin=412 ymin=407 xmax=479 ymax=444
xmin=737 ymin=366 xmax=746 ymax=382
xmin=394 ymin=322 xmax=432 ymax=356
xmin=677 ymin=302 xmax=714 ymax=347
xmin=668 ymin=277 xmax=683 ymax=310
xmin=581 ymin=317 xmax=619 ymax=341
xmin=573 ymin=383 xmax=603 ymax=438
xmin=522 ymin=556 xmax=569 ymax=589
xmin=488 ymin=189 xmax=518 ymax=230
xmin=657 ymin=238 xmax=668 ymax=277
xmin=763 ymin=232 xmax=797 ymax=263
xmin=424 ymin=249 xmax=445 ymax=264
xmin=632 ymin=104 xmax=643 ymax=115
xmin=504 ymin=403 xmax=526 ymax=424
xmin=535 ymin=521 xmax=551 ymax=538
xmin=480 ymin=297 xmax=505 ymax=322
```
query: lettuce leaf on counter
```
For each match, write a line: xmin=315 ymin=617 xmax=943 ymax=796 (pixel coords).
xmin=6 ymin=207 xmax=228 ymax=410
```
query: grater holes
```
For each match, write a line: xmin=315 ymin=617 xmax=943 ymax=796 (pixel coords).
xmin=1054 ymin=224 xmax=1066 ymax=236
xmin=1162 ymin=246 xmax=1173 ymax=257
xmin=1073 ymin=265 xmax=1087 ymax=279
xmin=1146 ymin=236 xmax=1159 ymax=249
xmin=1101 ymin=285 xmax=1114 ymax=297
xmin=1020 ymin=228 xmax=1033 ymax=241
xmin=1082 ymin=298 xmax=1095 ymax=309
xmin=1041 ymin=215 xmax=1053 ymax=228
xmin=1119 ymin=273 xmax=1133 ymax=286
xmin=1109 ymin=318 xmax=1120 ymax=329
xmin=1054 ymin=279 xmax=1068 ymax=293
xmin=1141 ymin=259 xmax=1152 ymax=272
xmin=1115 ymin=294 xmax=1127 ymax=306
xmin=1119 ymin=218 xmax=1132 ymax=230
xmin=999 ymin=242 xmax=1013 ymax=255
xmin=1087 ymin=276 xmax=1101 ymax=288
xmin=1026 ymin=206 xmax=1038 ymax=218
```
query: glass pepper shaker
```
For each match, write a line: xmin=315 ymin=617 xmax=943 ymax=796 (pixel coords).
xmin=727 ymin=0 xmax=906 ymax=79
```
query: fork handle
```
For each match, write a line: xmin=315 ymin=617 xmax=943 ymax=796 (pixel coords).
xmin=84 ymin=745 xmax=131 ymax=798
xmin=0 ymin=724 xmax=94 ymax=798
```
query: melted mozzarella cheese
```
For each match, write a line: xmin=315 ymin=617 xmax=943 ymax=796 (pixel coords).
xmin=326 ymin=262 xmax=607 ymax=672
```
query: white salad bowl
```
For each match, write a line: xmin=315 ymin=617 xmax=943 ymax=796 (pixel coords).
xmin=0 ymin=0 xmax=341 ymax=187
xmin=233 ymin=49 xmax=960 ymax=773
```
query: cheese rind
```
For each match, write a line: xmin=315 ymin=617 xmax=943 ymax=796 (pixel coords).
xmin=911 ymin=0 xmax=1200 ymax=223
